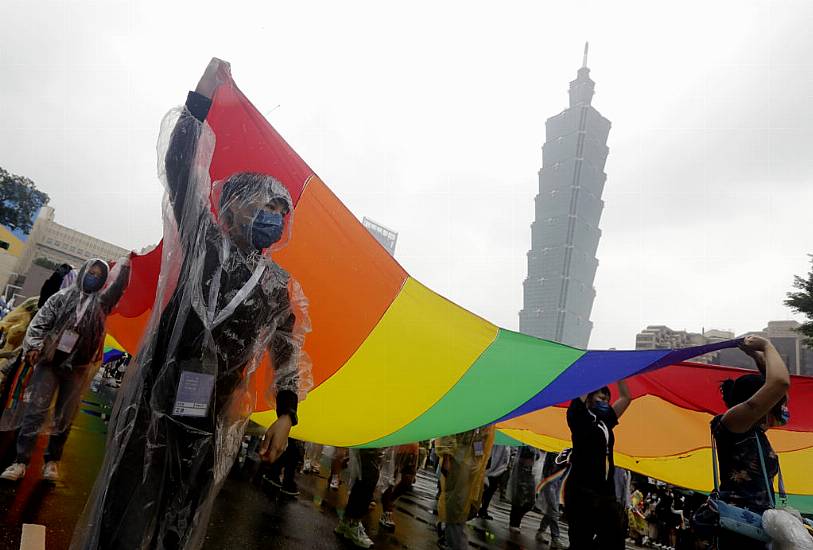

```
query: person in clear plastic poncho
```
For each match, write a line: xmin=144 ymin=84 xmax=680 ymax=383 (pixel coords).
xmin=506 ymin=445 xmax=544 ymax=530
xmin=0 ymin=297 xmax=40 ymax=444
xmin=72 ymin=59 xmax=312 ymax=550
xmin=435 ymin=426 xmax=496 ymax=550
xmin=0 ymin=257 xmax=131 ymax=482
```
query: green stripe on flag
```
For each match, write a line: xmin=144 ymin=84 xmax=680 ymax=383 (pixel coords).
xmin=361 ymin=330 xmax=584 ymax=447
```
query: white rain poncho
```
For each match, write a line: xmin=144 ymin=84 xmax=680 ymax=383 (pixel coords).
xmin=763 ymin=508 xmax=813 ymax=550
xmin=72 ymin=89 xmax=311 ymax=550
xmin=0 ymin=258 xmax=130 ymax=436
xmin=436 ymin=426 xmax=496 ymax=524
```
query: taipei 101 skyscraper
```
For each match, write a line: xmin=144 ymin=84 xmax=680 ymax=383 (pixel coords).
xmin=519 ymin=44 xmax=611 ymax=348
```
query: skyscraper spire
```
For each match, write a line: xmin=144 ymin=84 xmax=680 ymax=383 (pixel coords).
xmin=582 ymin=41 xmax=589 ymax=68
xmin=519 ymin=46 xmax=611 ymax=347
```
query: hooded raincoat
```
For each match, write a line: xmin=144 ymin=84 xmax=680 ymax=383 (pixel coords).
xmin=0 ymin=257 xmax=130 ymax=461
xmin=73 ymin=88 xmax=311 ymax=550
xmin=507 ymin=445 xmax=545 ymax=515
xmin=0 ymin=297 xmax=39 ymax=425
xmin=436 ymin=426 xmax=496 ymax=524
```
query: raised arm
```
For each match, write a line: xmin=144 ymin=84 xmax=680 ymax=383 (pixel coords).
xmin=739 ymin=342 xmax=767 ymax=376
xmin=164 ymin=58 xmax=230 ymax=231
xmin=721 ymin=335 xmax=790 ymax=433
xmin=100 ymin=255 xmax=132 ymax=314
xmin=612 ymin=379 xmax=632 ymax=418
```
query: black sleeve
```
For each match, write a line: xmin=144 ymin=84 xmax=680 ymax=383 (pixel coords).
xmin=165 ymin=91 xmax=213 ymax=228
xmin=567 ymin=398 xmax=592 ymax=431
xmin=100 ymin=262 xmax=131 ymax=314
xmin=604 ymin=406 xmax=619 ymax=430
xmin=276 ymin=389 xmax=298 ymax=420
xmin=270 ymin=288 xmax=299 ymax=421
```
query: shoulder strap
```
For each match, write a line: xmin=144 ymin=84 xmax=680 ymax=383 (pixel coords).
xmin=710 ymin=426 xmax=720 ymax=493
xmin=777 ymin=466 xmax=787 ymax=505
xmin=772 ymin=435 xmax=788 ymax=505
xmin=754 ymin=432 xmax=776 ymax=508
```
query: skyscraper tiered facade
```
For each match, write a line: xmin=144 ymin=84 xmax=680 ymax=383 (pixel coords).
xmin=520 ymin=47 xmax=610 ymax=347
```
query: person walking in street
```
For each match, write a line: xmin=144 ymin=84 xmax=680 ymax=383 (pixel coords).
xmin=335 ymin=448 xmax=384 ymax=548
xmin=712 ymin=335 xmax=790 ymax=550
xmin=564 ymin=380 xmax=631 ymax=549
xmin=70 ymin=58 xmax=312 ymax=550
xmin=1 ymin=257 xmax=130 ymax=482
xmin=435 ymin=426 xmax=495 ymax=550
xmin=379 ymin=443 xmax=420 ymax=532
xmin=477 ymin=443 xmax=510 ymax=520
xmin=536 ymin=451 xmax=566 ymax=549
xmin=506 ymin=445 xmax=543 ymax=532
xmin=37 ymin=263 xmax=74 ymax=309
xmin=263 ymin=437 xmax=304 ymax=497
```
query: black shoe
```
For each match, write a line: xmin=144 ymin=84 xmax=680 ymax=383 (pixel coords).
xmin=477 ymin=512 xmax=493 ymax=520
xmin=280 ymin=482 xmax=299 ymax=497
xmin=262 ymin=474 xmax=282 ymax=489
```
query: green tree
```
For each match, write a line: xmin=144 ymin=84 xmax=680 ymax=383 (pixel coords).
xmin=0 ymin=167 xmax=49 ymax=234
xmin=785 ymin=255 xmax=813 ymax=346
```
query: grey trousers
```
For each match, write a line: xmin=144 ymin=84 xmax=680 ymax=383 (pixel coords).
xmin=16 ymin=363 xmax=87 ymax=463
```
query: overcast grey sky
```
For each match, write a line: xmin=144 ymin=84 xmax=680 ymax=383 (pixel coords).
xmin=1 ymin=0 xmax=811 ymax=349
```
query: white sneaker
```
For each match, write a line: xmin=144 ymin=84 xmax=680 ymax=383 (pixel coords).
xmin=42 ymin=461 xmax=60 ymax=482
xmin=302 ymin=459 xmax=311 ymax=473
xmin=330 ymin=475 xmax=340 ymax=490
xmin=334 ymin=518 xmax=350 ymax=537
xmin=0 ymin=462 xmax=26 ymax=481
xmin=345 ymin=520 xmax=374 ymax=548
xmin=379 ymin=511 xmax=396 ymax=531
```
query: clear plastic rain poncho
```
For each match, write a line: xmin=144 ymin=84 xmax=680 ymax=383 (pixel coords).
xmin=0 ymin=258 xmax=130 ymax=435
xmin=378 ymin=443 xmax=421 ymax=490
xmin=763 ymin=508 xmax=813 ymax=550
xmin=506 ymin=445 xmax=545 ymax=512
xmin=435 ymin=426 xmax=496 ymax=524
xmin=73 ymin=92 xmax=312 ymax=550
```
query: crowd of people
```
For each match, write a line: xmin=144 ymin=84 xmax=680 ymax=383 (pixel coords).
xmin=225 ymin=335 xmax=793 ymax=550
xmin=0 ymin=55 xmax=803 ymax=550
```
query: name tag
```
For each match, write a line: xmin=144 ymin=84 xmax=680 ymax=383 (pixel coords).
xmin=473 ymin=440 xmax=484 ymax=457
xmin=172 ymin=371 xmax=215 ymax=417
xmin=57 ymin=330 xmax=80 ymax=353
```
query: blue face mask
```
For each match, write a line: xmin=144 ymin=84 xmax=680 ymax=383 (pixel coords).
xmin=591 ymin=401 xmax=612 ymax=416
xmin=250 ymin=210 xmax=285 ymax=250
xmin=82 ymin=274 xmax=104 ymax=293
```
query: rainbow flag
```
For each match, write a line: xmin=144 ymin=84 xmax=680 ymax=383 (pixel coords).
xmin=104 ymin=63 xmax=813 ymax=510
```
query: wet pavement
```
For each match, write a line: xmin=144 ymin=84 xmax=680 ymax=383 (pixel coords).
xmin=0 ymin=391 xmax=643 ymax=549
